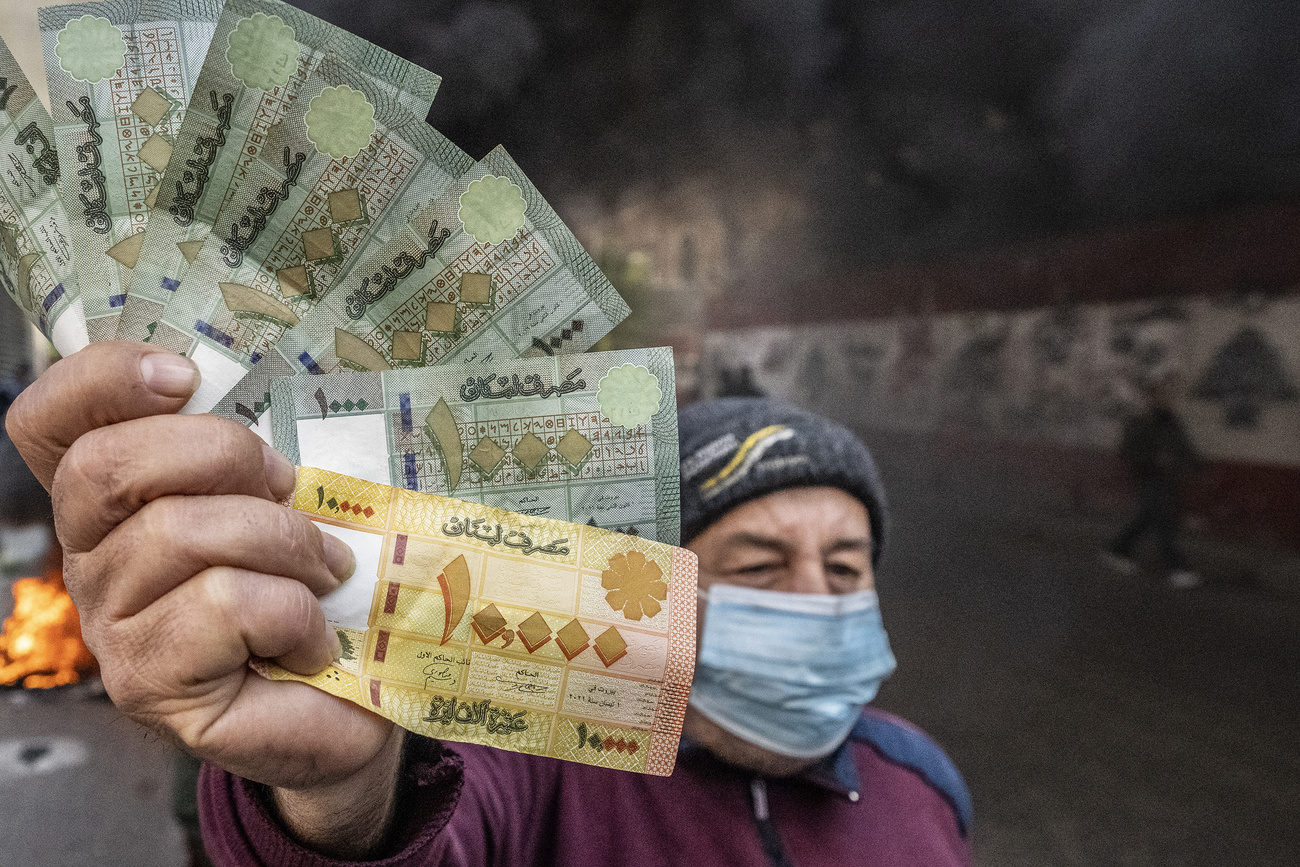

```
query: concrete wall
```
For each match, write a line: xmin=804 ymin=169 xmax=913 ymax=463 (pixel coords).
xmin=705 ymin=294 xmax=1300 ymax=462
xmin=697 ymin=200 xmax=1300 ymax=550
xmin=702 ymin=293 xmax=1300 ymax=550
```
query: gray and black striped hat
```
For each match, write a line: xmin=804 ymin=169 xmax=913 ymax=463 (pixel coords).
xmin=678 ymin=398 xmax=887 ymax=564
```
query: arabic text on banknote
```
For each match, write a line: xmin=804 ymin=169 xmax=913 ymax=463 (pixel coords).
xmin=270 ymin=349 xmax=681 ymax=543
xmin=254 ymin=466 xmax=697 ymax=776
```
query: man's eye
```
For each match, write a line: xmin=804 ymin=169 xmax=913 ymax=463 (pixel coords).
xmin=827 ymin=562 xmax=863 ymax=578
xmin=735 ymin=562 xmax=779 ymax=574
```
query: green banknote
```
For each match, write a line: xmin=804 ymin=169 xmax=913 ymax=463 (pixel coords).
xmin=0 ymin=36 xmax=87 ymax=355
xmin=114 ymin=0 xmax=441 ymax=381
xmin=118 ymin=0 xmax=330 ymax=346
xmin=140 ymin=61 xmax=451 ymax=415
xmin=270 ymin=348 xmax=681 ymax=544
xmin=40 ymin=0 xmax=224 ymax=342
xmin=282 ymin=146 xmax=630 ymax=373
xmin=211 ymin=146 xmax=630 ymax=429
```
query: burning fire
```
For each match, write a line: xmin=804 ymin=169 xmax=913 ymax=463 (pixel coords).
xmin=0 ymin=568 xmax=97 ymax=689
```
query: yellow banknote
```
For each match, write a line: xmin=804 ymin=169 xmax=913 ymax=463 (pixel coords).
xmin=254 ymin=466 xmax=697 ymax=776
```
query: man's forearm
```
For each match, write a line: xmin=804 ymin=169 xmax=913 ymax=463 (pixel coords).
xmin=270 ymin=727 xmax=407 ymax=859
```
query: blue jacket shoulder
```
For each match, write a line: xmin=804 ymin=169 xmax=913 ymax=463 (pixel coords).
xmin=852 ymin=708 xmax=973 ymax=837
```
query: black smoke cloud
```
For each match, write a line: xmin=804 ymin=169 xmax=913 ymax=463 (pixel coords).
xmin=1053 ymin=0 xmax=1300 ymax=222
xmin=291 ymin=0 xmax=1300 ymax=271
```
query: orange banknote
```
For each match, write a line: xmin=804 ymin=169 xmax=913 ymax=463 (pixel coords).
xmin=255 ymin=466 xmax=698 ymax=776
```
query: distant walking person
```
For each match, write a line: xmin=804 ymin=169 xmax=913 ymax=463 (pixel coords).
xmin=1104 ymin=382 xmax=1201 ymax=588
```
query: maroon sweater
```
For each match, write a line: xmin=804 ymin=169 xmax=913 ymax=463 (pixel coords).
xmin=199 ymin=708 xmax=972 ymax=866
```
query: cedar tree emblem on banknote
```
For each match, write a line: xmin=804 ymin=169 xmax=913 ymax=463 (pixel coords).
xmin=598 ymin=363 xmax=664 ymax=429
xmin=602 ymin=551 xmax=668 ymax=621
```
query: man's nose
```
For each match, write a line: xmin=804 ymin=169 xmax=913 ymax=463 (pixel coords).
xmin=786 ymin=557 xmax=833 ymax=594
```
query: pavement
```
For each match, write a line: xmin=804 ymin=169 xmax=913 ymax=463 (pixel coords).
xmin=0 ymin=687 xmax=185 ymax=867
xmin=0 ymin=526 xmax=185 ymax=867
xmin=868 ymin=435 xmax=1300 ymax=867
xmin=0 ymin=434 xmax=1297 ymax=865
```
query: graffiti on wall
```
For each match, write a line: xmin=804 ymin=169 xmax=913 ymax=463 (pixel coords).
xmin=1097 ymin=304 xmax=1189 ymax=419
xmin=1194 ymin=326 xmax=1298 ymax=428
xmin=941 ymin=319 xmax=1009 ymax=429
xmin=703 ymin=291 xmax=1300 ymax=466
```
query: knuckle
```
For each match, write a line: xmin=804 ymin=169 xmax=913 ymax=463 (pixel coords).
xmin=55 ymin=430 xmax=136 ymax=520
xmin=282 ymin=580 xmax=319 ymax=632
xmin=198 ymin=565 xmax=241 ymax=620
xmin=203 ymin=419 xmax=256 ymax=474
xmin=210 ymin=566 xmax=317 ymax=647
xmin=263 ymin=570 xmax=316 ymax=629
xmin=5 ymin=393 xmax=57 ymax=490
xmin=100 ymin=497 xmax=191 ymax=585
xmin=270 ymin=506 xmax=323 ymax=569
xmin=60 ymin=552 xmax=106 ymax=621
xmin=272 ymin=580 xmax=324 ymax=657
xmin=133 ymin=496 xmax=190 ymax=546
xmin=4 ymin=389 xmax=39 ymax=459
xmin=203 ymin=566 xmax=293 ymax=641
xmin=96 ymin=622 xmax=164 ymax=716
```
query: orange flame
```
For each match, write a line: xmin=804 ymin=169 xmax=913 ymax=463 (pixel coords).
xmin=0 ymin=568 xmax=97 ymax=689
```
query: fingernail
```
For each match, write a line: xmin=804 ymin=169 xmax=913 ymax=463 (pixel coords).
xmin=262 ymin=445 xmax=297 ymax=500
xmin=321 ymin=532 xmax=356 ymax=582
xmin=327 ymin=625 xmax=343 ymax=661
xmin=140 ymin=352 xmax=200 ymax=398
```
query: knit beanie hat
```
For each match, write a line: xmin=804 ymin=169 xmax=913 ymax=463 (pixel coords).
xmin=678 ymin=398 xmax=888 ymax=565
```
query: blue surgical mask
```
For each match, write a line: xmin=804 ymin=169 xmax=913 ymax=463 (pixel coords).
xmin=689 ymin=585 xmax=897 ymax=759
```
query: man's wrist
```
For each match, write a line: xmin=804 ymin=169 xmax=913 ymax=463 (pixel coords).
xmin=269 ymin=726 xmax=406 ymax=859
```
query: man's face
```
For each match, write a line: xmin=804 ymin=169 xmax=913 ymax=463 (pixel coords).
xmin=682 ymin=485 xmax=875 ymax=775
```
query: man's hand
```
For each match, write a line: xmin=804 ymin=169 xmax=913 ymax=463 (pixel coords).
xmin=7 ymin=343 xmax=404 ymax=856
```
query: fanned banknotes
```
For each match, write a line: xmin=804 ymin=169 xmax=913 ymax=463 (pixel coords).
xmin=40 ymin=0 xmax=224 ymax=342
xmin=211 ymin=145 xmax=630 ymax=428
xmin=0 ymin=35 xmax=88 ymax=355
xmin=4 ymin=0 xmax=636 ymax=429
xmin=143 ymin=61 xmax=454 ymax=412
xmin=119 ymin=0 xmax=325 ymax=341
xmin=0 ymin=0 xmax=695 ymax=777
xmin=254 ymin=466 xmax=697 ymax=776
xmin=117 ymin=0 xmax=442 ymax=344
xmin=111 ymin=0 xmax=445 ymax=412
xmin=274 ymin=145 xmax=629 ymax=371
xmin=271 ymin=348 xmax=681 ymax=543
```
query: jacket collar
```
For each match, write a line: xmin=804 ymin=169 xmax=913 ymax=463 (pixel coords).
xmin=677 ymin=735 xmax=862 ymax=802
